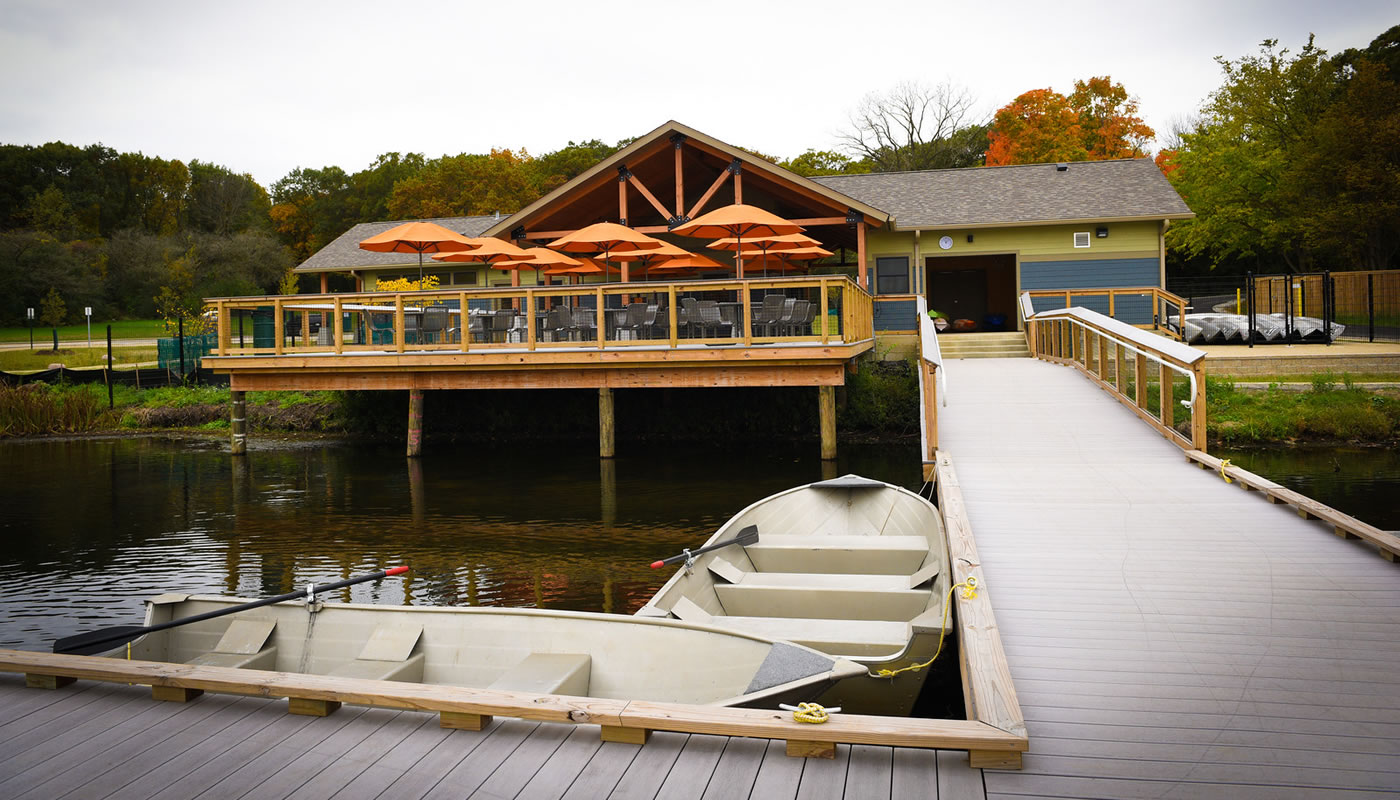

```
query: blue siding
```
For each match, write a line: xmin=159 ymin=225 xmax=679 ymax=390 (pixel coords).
xmin=1023 ymin=257 xmax=1159 ymax=324
xmin=874 ymin=298 xmax=918 ymax=331
xmin=1020 ymin=258 xmax=1160 ymax=290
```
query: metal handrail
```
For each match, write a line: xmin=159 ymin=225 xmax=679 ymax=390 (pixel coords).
xmin=1038 ymin=308 xmax=1201 ymax=408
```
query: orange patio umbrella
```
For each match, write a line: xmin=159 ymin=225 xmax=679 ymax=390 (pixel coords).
xmin=543 ymin=257 xmax=621 ymax=276
xmin=547 ymin=222 xmax=664 ymax=282
xmin=671 ymin=204 xmax=803 ymax=278
xmin=708 ymin=233 xmax=821 ymax=277
xmin=359 ymin=221 xmax=481 ymax=283
xmin=610 ymin=241 xmax=695 ymax=281
xmin=644 ymin=252 xmax=728 ymax=275
xmin=759 ymin=245 xmax=834 ymax=274
xmin=491 ymin=247 xmax=582 ymax=286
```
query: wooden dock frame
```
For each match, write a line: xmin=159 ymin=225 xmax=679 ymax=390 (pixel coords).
xmin=1184 ymin=449 xmax=1400 ymax=562
xmin=0 ymin=648 xmax=1028 ymax=764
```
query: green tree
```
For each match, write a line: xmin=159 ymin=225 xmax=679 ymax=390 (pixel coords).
xmin=779 ymin=150 xmax=872 ymax=177
xmin=1166 ymin=36 xmax=1342 ymax=270
xmin=347 ymin=152 xmax=426 ymax=222
xmin=388 ymin=149 xmax=537 ymax=219
xmin=270 ymin=166 xmax=353 ymax=262
xmin=186 ymin=161 xmax=271 ymax=234
xmin=39 ymin=286 xmax=66 ymax=326
xmin=526 ymin=140 xmax=621 ymax=192
xmin=153 ymin=239 xmax=210 ymax=335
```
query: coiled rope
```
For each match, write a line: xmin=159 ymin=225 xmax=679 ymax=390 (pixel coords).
xmin=872 ymin=576 xmax=979 ymax=679
xmin=1219 ymin=458 xmax=1234 ymax=484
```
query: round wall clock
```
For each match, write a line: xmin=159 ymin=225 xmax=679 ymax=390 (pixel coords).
xmin=938 ymin=235 xmax=953 ymax=250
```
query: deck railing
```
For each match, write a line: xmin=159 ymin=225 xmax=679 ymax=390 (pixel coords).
xmin=206 ymin=276 xmax=872 ymax=357
xmin=1023 ymin=286 xmax=1186 ymax=341
xmin=1025 ymin=296 xmax=1208 ymax=451
xmin=915 ymin=296 xmax=946 ymax=465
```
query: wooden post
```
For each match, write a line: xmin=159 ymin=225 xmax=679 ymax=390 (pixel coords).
xmin=733 ymin=171 xmax=742 ymax=204
xmin=618 ymin=177 xmax=628 ymax=223
xmin=856 ymin=222 xmax=867 ymax=292
xmin=596 ymin=287 xmax=606 ymax=349
xmin=459 ymin=291 xmax=470 ymax=351
xmin=1135 ymin=353 xmax=1149 ymax=409
xmin=674 ymin=140 xmax=685 ymax=216
xmin=819 ymin=385 xmax=836 ymax=461
xmin=598 ymin=387 xmax=615 ymax=459
xmin=924 ymin=362 xmax=938 ymax=458
xmin=1191 ymin=363 xmax=1207 ymax=452
xmin=667 ymin=284 xmax=678 ymax=345
xmin=819 ymin=279 xmax=830 ymax=345
xmin=333 ymin=297 xmax=343 ymax=354
xmin=1096 ymin=335 xmax=1107 ymax=382
xmin=406 ymin=388 xmax=424 ymax=458
xmin=394 ymin=294 xmax=405 ymax=354
xmin=230 ymin=391 xmax=247 ymax=455
xmin=1160 ymin=362 xmax=1174 ymax=428
xmin=526 ymin=289 xmax=537 ymax=351
xmin=273 ymin=297 xmax=284 ymax=355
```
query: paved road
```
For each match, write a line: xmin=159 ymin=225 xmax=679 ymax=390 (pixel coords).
xmin=0 ymin=338 xmax=160 ymax=351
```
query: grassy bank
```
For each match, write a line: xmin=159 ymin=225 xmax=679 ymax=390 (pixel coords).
xmin=1207 ymin=374 xmax=1400 ymax=445
xmin=0 ymin=346 xmax=157 ymax=372
xmin=4 ymin=364 xmax=1395 ymax=446
xmin=0 ymin=319 xmax=165 ymax=343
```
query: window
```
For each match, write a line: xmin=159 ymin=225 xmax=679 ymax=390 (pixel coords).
xmin=875 ymin=256 xmax=910 ymax=294
xmin=1073 ymin=231 xmax=1091 ymax=248
xmin=452 ymin=271 xmax=478 ymax=286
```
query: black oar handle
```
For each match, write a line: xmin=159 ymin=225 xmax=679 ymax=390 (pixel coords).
xmin=54 ymin=566 xmax=409 ymax=655
xmin=650 ymin=526 xmax=757 ymax=568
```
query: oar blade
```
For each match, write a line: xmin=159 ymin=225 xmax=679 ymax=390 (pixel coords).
xmin=53 ymin=626 xmax=152 ymax=656
xmin=734 ymin=525 xmax=759 ymax=546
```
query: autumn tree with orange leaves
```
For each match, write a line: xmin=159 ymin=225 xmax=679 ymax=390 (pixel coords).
xmin=986 ymin=77 xmax=1154 ymax=166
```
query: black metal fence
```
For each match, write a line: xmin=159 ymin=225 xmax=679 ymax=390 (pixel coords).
xmin=1168 ymin=271 xmax=1400 ymax=345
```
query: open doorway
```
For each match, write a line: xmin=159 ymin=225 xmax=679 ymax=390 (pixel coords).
xmin=925 ymin=254 xmax=1017 ymax=332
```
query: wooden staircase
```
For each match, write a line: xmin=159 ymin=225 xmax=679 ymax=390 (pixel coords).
xmin=936 ymin=331 xmax=1031 ymax=359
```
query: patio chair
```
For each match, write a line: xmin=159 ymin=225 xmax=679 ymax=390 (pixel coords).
xmin=420 ymin=306 xmax=448 ymax=344
xmin=758 ymin=298 xmax=797 ymax=337
xmin=404 ymin=313 xmax=423 ymax=344
xmin=618 ymin=302 xmax=649 ymax=340
xmin=573 ymin=308 xmax=597 ymax=341
xmin=778 ymin=300 xmax=813 ymax=336
xmin=466 ymin=313 xmax=486 ymax=344
xmin=368 ymin=313 xmax=395 ymax=345
xmin=284 ymin=315 xmax=302 ymax=345
xmin=491 ymin=310 xmax=516 ymax=343
xmin=753 ymin=294 xmax=787 ymax=330
xmin=545 ymin=306 xmax=576 ymax=342
xmin=695 ymin=301 xmax=733 ymax=339
xmin=680 ymin=297 xmax=700 ymax=338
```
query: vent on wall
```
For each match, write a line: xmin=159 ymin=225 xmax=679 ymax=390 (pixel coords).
xmin=1073 ymin=231 xmax=1091 ymax=248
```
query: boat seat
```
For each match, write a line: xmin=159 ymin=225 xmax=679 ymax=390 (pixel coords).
xmin=669 ymin=596 xmax=909 ymax=658
xmin=326 ymin=623 xmax=424 ymax=683
xmin=714 ymin=583 xmax=931 ymax=621
xmin=185 ymin=618 xmax=278 ymax=670
xmin=742 ymin=535 xmax=929 ymax=575
xmin=488 ymin=653 xmax=591 ymax=696
xmin=708 ymin=556 xmax=940 ymax=591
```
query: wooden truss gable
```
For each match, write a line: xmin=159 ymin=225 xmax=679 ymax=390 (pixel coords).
xmin=484 ymin=121 xmax=887 ymax=253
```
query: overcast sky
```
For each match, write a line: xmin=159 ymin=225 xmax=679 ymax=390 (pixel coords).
xmin=0 ymin=0 xmax=1393 ymax=190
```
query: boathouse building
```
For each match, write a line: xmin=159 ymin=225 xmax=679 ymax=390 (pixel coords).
xmin=294 ymin=120 xmax=1192 ymax=348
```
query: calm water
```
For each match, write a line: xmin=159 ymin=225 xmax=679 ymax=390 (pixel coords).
xmin=1215 ymin=445 xmax=1400 ymax=530
xmin=0 ymin=436 xmax=925 ymax=651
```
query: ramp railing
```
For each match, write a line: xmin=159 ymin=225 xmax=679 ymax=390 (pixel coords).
xmin=1024 ymin=295 xmax=1208 ymax=451
xmin=915 ymin=296 xmax=946 ymax=465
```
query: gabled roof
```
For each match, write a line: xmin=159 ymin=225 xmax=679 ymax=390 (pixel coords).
xmin=294 ymin=215 xmax=499 ymax=273
xmin=481 ymin=120 xmax=888 ymax=239
xmin=811 ymin=158 xmax=1192 ymax=230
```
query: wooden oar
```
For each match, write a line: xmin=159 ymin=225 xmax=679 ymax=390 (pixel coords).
xmin=650 ymin=525 xmax=759 ymax=568
xmin=52 ymin=566 xmax=410 ymax=656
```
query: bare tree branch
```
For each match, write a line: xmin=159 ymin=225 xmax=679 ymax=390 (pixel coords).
xmin=838 ymin=81 xmax=988 ymax=171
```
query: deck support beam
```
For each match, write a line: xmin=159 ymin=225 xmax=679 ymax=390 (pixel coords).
xmin=819 ymin=385 xmax=837 ymax=461
xmin=230 ymin=391 xmax=247 ymax=455
xmin=407 ymin=388 xmax=424 ymax=457
xmin=599 ymin=387 xmax=615 ymax=459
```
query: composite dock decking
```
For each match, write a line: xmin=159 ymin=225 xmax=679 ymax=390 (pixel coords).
xmin=0 ymin=676 xmax=987 ymax=799
xmin=938 ymin=357 xmax=1400 ymax=799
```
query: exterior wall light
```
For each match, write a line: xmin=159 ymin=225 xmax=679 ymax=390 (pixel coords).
xmin=1095 ymin=226 xmax=1109 ymax=238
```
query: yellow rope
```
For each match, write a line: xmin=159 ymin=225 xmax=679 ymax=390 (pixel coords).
xmin=873 ymin=576 xmax=978 ymax=680
xmin=1219 ymin=458 xmax=1234 ymax=484
xmin=791 ymin=702 xmax=831 ymax=724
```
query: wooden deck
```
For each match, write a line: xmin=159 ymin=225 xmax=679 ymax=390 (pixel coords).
xmin=0 ymin=676 xmax=988 ymax=799
xmin=937 ymin=357 xmax=1400 ymax=798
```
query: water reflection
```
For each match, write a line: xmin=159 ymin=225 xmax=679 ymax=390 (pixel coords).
xmin=0 ymin=436 xmax=924 ymax=650
xmin=1216 ymin=445 xmax=1400 ymax=530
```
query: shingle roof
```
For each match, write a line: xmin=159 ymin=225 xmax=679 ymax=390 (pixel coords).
xmin=811 ymin=158 xmax=1191 ymax=230
xmin=294 ymin=215 xmax=500 ymax=272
